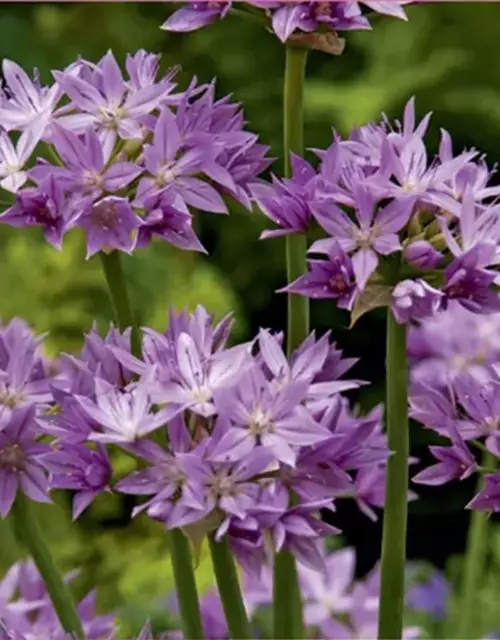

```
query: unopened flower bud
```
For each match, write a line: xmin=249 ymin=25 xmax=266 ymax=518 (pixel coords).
xmin=403 ymin=240 xmax=443 ymax=270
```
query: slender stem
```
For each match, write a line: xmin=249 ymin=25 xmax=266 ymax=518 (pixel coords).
xmin=456 ymin=450 xmax=494 ymax=639
xmin=270 ymin=43 xmax=310 ymax=640
xmin=99 ymin=251 xmax=140 ymax=355
xmin=284 ymin=44 xmax=309 ymax=354
xmin=12 ymin=495 xmax=84 ymax=639
xmin=208 ymin=535 xmax=252 ymax=639
xmin=167 ymin=529 xmax=204 ymax=640
xmin=377 ymin=311 xmax=409 ymax=640
xmin=273 ymin=550 xmax=304 ymax=640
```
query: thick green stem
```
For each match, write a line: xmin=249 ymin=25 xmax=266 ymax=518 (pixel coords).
xmin=284 ymin=44 xmax=309 ymax=354
xmin=167 ymin=529 xmax=204 ymax=640
xmin=12 ymin=495 xmax=84 ymax=639
xmin=99 ymin=251 xmax=140 ymax=355
xmin=270 ymin=43 xmax=309 ymax=640
xmin=208 ymin=535 xmax=252 ymax=639
xmin=377 ymin=311 xmax=409 ymax=640
xmin=456 ymin=450 xmax=494 ymax=638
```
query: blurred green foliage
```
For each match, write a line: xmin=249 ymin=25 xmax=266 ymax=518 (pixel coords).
xmin=2 ymin=2 xmax=500 ymax=634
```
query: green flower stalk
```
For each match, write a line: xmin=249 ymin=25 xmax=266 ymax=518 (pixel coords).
xmin=272 ymin=43 xmax=309 ymax=640
xmin=168 ymin=529 xmax=205 ymax=640
xmin=99 ymin=250 xmax=140 ymax=355
xmin=377 ymin=311 xmax=409 ymax=640
xmin=208 ymin=535 xmax=252 ymax=639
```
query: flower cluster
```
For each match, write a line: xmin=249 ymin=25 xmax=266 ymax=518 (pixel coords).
xmin=0 ymin=307 xmax=396 ymax=578
xmin=162 ymin=1 xmax=411 ymax=43
xmin=0 ymin=51 xmax=271 ymax=257
xmin=0 ymin=560 xmax=115 ymax=639
xmin=408 ymin=303 xmax=500 ymax=512
xmin=250 ymin=98 xmax=500 ymax=324
xmin=45 ymin=306 xmax=395 ymax=574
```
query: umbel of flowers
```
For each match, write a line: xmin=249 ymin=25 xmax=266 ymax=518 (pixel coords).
xmin=0 ymin=50 xmax=271 ymax=257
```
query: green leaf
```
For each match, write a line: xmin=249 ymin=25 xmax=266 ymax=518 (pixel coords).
xmin=349 ymin=284 xmax=393 ymax=327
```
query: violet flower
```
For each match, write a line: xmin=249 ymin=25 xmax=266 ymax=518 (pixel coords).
xmin=0 ymin=175 xmax=71 ymax=250
xmin=136 ymin=106 xmax=228 ymax=214
xmin=42 ymin=443 xmax=111 ymax=520
xmin=408 ymin=301 xmax=500 ymax=387
xmin=0 ymin=124 xmax=44 ymax=193
xmin=412 ymin=440 xmax=477 ymax=486
xmin=69 ymin=195 xmax=144 ymax=258
xmin=210 ymin=365 xmax=331 ymax=467
xmin=161 ymin=2 xmax=232 ymax=32
xmin=467 ymin=474 xmax=500 ymax=512
xmin=75 ymin=375 xmax=182 ymax=444
xmin=280 ymin=243 xmax=358 ymax=308
xmin=0 ymin=59 xmax=59 ymax=133
xmin=299 ymin=547 xmax=355 ymax=628
xmin=0 ymin=318 xmax=54 ymax=419
xmin=150 ymin=331 xmax=251 ymax=418
xmin=391 ymin=279 xmax=443 ymax=324
xmin=0 ymin=406 xmax=51 ymax=517
xmin=310 ymin=186 xmax=416 ymax=289
xmin=53 ymin=50 xmax=173 ymax=157
xmin=32 ymin=124 xmax=142 ymax=198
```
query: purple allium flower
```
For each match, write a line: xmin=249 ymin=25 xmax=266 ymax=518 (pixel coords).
xmin=0 ymin=406 xmax=51 ymax=516
xmin=136 ymin=106 xmax=228 ymax=214
xmin=311 ymin=186 xmax=416 ymax=289
xmin=0 ymin=124 xmax=44 ymax=193
xmin=210 ymin=365 xmax=331 ymax=467
xmin=403 ymin=240 xmax=443 ymax=270
xmin=442 ymin=247 xmax=500 ymax=315
xmin=374 ymin=132 xmax=476 ymax=203
xmin=250 ymin=158 xmax=314 ymax=238
xmin=70 ymin=196 xmax=143 ymax=258
xmin=53 ymin=50 xmax=173 ymax=156
xmin=0 ymin=60 xmax=59 ymax=133
xmin=467 ymin=474 xmax=500 ymax=512
xmin=42 ymin=443 xmax=111 ymax=520
xmin=75 ymin=375 xmax=182 ymax=444
xmin=257 ymin=328 xmax=361 ymax=397
xmin=150 ymin=332 xmax=251 ymax=418
xmin=251 ymin=486 xmax=340 ymax=571
xmin=136 ymin=191 xmax=206 ymax=253
xmin=58 ymin=324 xmax=134 ymax=396
xmin=440 ymin=191 xmax=500 ymax=263
xmin=280 ymin=243 xmax=358 ymax=308
xmin=299 ymin=547 xmax=355 ymax=628
xmin=0 ymin=175 xmax=71 ymax=250
xmin=32 ymin=124 xmax=142 ymax=198
xmin=116 ymin=417 xmax=196 ymax=527
xmin=161 ymin=1 xmax=232 ymax=32
xmin=408 ymin=301 xmax=500 ymax=387
xmin=0 ymin=318 xmax=54 ymax=419
xmin=406 ymin=569 xmax=450 ymax=620
xmin=391 ymin=279 xmax=443 ymax=324
xmin=412 ymin=437 xmax=477 ymax=486
xmin=178 ymin=447 xmax=274 ymax=521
